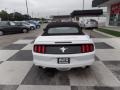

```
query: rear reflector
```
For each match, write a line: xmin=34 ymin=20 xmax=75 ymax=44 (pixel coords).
xmin=81 ymin=44 xmax=94 ymax=53
xmin=34 ymin=45 xmax=45 ymax=53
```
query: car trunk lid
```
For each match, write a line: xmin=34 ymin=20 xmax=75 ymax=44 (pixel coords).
xmin=35 ymin=35 xmax=92 ymax=44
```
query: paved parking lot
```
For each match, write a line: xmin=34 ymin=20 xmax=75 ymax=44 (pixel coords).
xmin=0 ymin=24 xmax=120 ymax=90
xmin=0 ymin=24 xmax=45 ymax=48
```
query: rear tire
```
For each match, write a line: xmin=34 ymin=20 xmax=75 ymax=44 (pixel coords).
xmin=0 ymin=31 xmax=4 ymax=36
xmin=36 ymin=25 xmax=40 ymax=29
xmin=30 ymin=26 xmax=35 ymax=30
xmin=23 ymin=29 xmax=28 ymax=33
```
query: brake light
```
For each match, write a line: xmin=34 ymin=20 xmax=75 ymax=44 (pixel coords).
xmin=81 ymin=44 xmax=94 ymax=53
xmin=34 ymin=45 xmax=45 ymax=53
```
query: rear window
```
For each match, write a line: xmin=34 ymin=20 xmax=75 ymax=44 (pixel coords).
xmin=47 ymin=27 xmax=80 ymax=35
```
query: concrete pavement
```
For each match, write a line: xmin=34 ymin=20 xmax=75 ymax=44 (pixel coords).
xmin=83 ymin=30 xmax=109 ymax=38
xmin=0 ymin=24 xmax=120 ymax=90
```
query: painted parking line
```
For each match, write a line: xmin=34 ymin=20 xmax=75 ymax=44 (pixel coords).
xmin=0 ymin=61 xmax=33 ymax=85
xmin=0 ymin=50 xmax=19 ymax=61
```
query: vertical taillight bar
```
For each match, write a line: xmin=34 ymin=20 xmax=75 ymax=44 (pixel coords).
xmin=41 ymin=46 xmax=45 ymax=53
xmin=38 ymin=46 xmax=41 ymax=53
xmin=34 ymin=45 xmax=38 ymax=52
xmin=34 ymin=45 xmax=45 ymax=53
xmin=81 ymin=44 xmax=94 ymax=53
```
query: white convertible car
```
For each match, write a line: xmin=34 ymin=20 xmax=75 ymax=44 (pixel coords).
xmin=32 ymin=22 xmax=95 ymax=71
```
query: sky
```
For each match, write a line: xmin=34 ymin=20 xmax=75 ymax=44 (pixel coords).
xmin=0 ymin=0 xmax=105 ymax=18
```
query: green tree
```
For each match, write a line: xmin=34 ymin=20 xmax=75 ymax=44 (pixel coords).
xmin=0 ymin=10 xmax=9 ymax=20
xmin=0 ymin=10 xmax=31 ymax=21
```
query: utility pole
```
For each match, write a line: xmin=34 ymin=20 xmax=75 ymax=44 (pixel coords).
xmin=26 ymin=0 xmax=29 ymax=15
xmin=82 ymin=0 xmax=85 ymax=29
xmin=32 ymin=12 xmax=34 ymax=18
xmin=83 ymin=0 xmax=85 ymax=10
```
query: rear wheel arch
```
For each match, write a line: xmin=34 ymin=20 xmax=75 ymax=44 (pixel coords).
xmin=30 ymin=26 xmax=35 ymax=30
xmin=36 ymin=25 xmax=40 ymax=29
xmin=22 ymin=28 xmax=29 ymax=33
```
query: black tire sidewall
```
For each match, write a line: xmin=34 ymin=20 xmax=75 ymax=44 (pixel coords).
xmin=23 ymin=29 xmax=28 ymax=33
xmin=37 ymin=25 xmax=40 ymax=29
xmin=30 ymin=26 xmax=34 ymax=30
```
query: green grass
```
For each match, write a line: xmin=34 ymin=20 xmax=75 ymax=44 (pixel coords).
xmin=97 ymin=28 xmax=120 ymax=37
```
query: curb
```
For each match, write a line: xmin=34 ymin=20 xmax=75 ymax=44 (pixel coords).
xmin=101 ymin=27 xmax=120 ymax=32
xmin=93 ymin=30 xmax=116 ymax=38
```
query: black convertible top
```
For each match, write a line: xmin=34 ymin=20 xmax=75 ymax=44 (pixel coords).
xmin=43 ymin=22 xmax=84 ymax=36
xmin=45 ymin=22 xmax=81 ymax=30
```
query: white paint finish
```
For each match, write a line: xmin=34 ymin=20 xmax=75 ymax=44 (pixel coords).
xmin=91 ymin=61 xmax=120 ymax=86
xmin=13 ymin=40 xmax=34 ymax=44
xmin=17 ymin=85 xmax=70 ymax=90
xmin=0 ymin=61 xmax=33 ymax=85
xmin=0 ymin=50 xmax=19 ymax=61
xmin=96 ymin=49 xmax=120 ymax=61
xmin=21 ymin=44 xmax=33 ymax=50
xmin=34 ymin=35 xmax=92 ymax=44
xmin=33 ymin=34 xmax=95 ymax=69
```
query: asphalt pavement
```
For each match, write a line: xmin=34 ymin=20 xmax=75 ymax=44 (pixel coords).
xmin=0 ymin=24 xmax=45 ymax=48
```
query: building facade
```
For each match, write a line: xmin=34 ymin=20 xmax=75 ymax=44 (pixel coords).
xmin=92 ymin=0 xmax=120 ymax=26
xmin=51 ymin=15 xmax=72 ymax=22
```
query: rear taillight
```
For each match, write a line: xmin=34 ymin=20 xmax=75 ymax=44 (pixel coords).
xmin=34 ymin=45 xmax=45 ymax=53
xmin=81 ymin=44 xmax=94 ymax=53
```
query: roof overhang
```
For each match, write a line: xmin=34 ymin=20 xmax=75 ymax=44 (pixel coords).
xmin=92 ymin=0 xmax=109 ymax=7
xmin=92 ymin=0 xmax=120 ymax=7
xmin=71 ymin=9 xmax=103 ymax=17
xmin=51 ymin=15 xmax=71 ymax=19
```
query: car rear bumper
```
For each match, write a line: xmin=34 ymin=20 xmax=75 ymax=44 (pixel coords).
xmin=33 ymin=52 xmax=95 ymax=69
